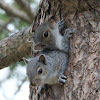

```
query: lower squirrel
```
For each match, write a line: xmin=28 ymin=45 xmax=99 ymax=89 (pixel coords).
xmin=24 ymin=50 xmax=68 ymax=94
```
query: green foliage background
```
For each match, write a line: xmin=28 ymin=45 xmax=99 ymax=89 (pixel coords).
xmin=0 ymin=0 xmax=39 ymax=99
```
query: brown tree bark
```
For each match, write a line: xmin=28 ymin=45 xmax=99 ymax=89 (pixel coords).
xmin=0 ymin=0 xmax=100 ymax=99
xmin=30 ymin=0 xmax=100 ymax=100
xmin=0 ymin=27 xmax=32 ymax=69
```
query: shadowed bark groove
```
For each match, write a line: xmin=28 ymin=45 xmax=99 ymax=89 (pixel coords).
xmin=30 ymin=0 xmax=100 ymax=100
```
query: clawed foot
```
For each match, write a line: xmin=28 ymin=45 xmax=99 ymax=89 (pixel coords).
xmin=58 ymin=19 xmax=65 ymax=31
xmin=58 ymin=75 xmax=67 ymax=85
xmin=65 ymin=28 xmax=75 ymax=39
xmin=37 ymin=85 xmax=45 ymax=96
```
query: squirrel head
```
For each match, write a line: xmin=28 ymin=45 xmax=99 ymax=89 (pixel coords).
xmin=24 ymin=55 xmax=51 ymax=86
xmin=28 ymin=18 xmax=61 ymax=52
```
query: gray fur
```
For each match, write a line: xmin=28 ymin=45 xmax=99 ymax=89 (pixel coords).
xmin=26 ymin=19 xmax=74 ymax=94
xmin=26 ymin=50 xmax=68 ymax=86
xmin=31 ymin=19 xmax=74 ymax=53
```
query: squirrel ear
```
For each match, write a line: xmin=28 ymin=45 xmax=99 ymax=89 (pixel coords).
xmin=39 ymin=55 xmax=46 ymax=65
xmin=23 ymin=57 xmax=29 ymax=64
xmin=27 ymin=37 xmax=34 ymax=42
xmin=48 ymin=18 xmax=56 ymax=29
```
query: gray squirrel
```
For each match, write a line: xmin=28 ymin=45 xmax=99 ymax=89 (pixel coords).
xmin=24 ymin=50 xmax=68 ymax=94
xmin=24 ymin=18 xmax=74 ymax=94
xmin=28 ymin=18 xmax=74 ymax=54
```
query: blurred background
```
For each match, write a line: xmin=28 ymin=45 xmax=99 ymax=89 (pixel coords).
xmin=0 ymin=0 xmax=40 ymax=100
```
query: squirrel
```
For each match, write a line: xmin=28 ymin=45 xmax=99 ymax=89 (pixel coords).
xmin=28 ymin=18 xmax=75 ymax=55
xmin=23 ymin=50 xmax=68 ymax=94
xmin=25 ymin=18 xmax=74 ymax=95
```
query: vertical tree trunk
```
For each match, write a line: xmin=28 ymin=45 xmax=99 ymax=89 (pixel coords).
xmin=29 ymin=0 xmax=100 ymax=100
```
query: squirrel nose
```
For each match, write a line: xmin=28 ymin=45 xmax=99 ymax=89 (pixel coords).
xmin=33 ymin=43 xmax=45 ymax=51
xmin=34 ymin=43 xmax=42 ymax=51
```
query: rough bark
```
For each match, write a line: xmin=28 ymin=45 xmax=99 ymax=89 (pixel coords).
xmin=30 ymin=0 xmax=100 ymax=100
xmin=0 ymin=27 xmax=32 ymax=69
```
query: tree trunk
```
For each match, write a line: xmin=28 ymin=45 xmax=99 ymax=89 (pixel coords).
xmin=30 ymin=0 xmax=100 ymax=100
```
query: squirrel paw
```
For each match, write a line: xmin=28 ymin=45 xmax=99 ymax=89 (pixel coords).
xmin=58 ymin=19 xmax=65 ymax=31
xmin=37 ymin=85 xmax=45 ymax=96
xmin=65 ymin=28 xmax=75 ymax=39
xmin=58 ymin=75 xmax=67 ymax=85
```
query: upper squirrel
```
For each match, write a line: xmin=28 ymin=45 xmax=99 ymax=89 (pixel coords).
xmin=28 ymin=18 xmax=74 ymax=54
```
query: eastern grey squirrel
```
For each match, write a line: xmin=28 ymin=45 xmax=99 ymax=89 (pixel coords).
xmin=28 ymin=19 xmax=74 ymax=54
xmin=25 ymin=18 xmax=74 ymax=95
xmin=24 ymin=50 xmax=68 ymax=94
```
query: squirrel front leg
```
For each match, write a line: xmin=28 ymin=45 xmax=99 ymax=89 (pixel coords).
xmin=58 ymin=74 xmax=67 ymax=85
xmin=58 ymin=19 xmax=65 ymax=32
xmin=64 ymin=28 xmax=75 ymax=39
xmin=37 ymin=84 xmax=45 ymax=95
xmin=61 ymin=28 xmax=75 ymax=53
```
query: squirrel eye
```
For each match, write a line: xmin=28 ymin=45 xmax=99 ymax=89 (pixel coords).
xmin=43 ymin=31 xmax=49 ymax=38
xmin=37 ymin=68 xmax=43 ymax=74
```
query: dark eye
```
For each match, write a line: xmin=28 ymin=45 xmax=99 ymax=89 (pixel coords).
xmin=38 ymin=68 xmax=42 ymax=74
xmin=43 ymin=31 xmax=48 ymax=38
